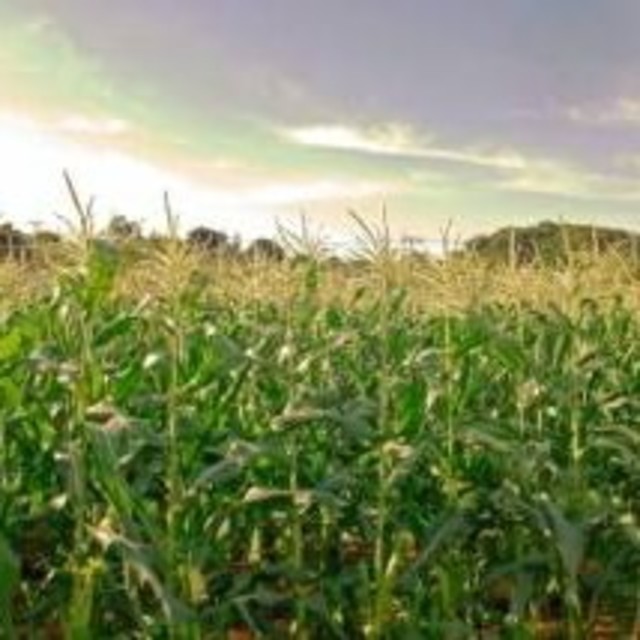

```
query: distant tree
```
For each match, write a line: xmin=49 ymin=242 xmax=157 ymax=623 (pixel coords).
xmin=106 ymin=215 xmax=142 ymax=241
xmin=187 ymin=226 xmax=229 ymax=253
xmin=33 ymin=230 xmax=61 ymax=244
xmin=0 ymin=223 xmax=29 ymax=261
xmin=463 ymin=221 xmax=640 ymax=267
xmin=30 ymin=229 xmax=62 ymax=262
xmin=245 ymin=238 xmax=286 ymax=262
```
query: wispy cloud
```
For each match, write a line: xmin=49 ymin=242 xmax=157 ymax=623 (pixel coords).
xmin=285 ymin=123 xmax=425 ymax=157
xmin=283 ymin=123 xmax=531 ymax=171
xmin=565 ymin=98 xmax=640 ymax=127
xmin=285 ymin=121 xmax=640 ymax=205
xmin=498 ymin=159 xmax=640 ymax=203
xmin=55 ymin=114 xmax=132 ymax=137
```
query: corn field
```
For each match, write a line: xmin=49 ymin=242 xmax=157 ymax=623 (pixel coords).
xmin=0 ymin=212 xmax=639 ymax=638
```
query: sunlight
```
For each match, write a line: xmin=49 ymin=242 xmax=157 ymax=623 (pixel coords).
xmin=0 ymin=111 xmax=178 ymax=228
xmin=0 ymin=110 xmax=391 ymax=237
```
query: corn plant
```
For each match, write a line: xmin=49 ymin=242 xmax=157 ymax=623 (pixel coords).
xmin=0 ymin=206 xmax=638 ymax=638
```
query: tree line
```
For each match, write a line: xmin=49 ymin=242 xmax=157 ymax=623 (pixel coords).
xmin=0 ymin=215 xmax=286 ymax=262
xmin=2 ymin=215 xmax=640 ymax=267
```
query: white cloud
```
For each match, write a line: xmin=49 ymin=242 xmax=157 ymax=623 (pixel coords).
xmin=284 ymin=123 xmax=530 ymax=171
xmin=23 ymin=17 xmax=53 ymax=36
xmin=498 ymin=160 xmax=640 ymax=202
xmin=286 ymin=123 xmax=424 ymax=157
xmin=566 ymin=98 xmax=640 ymax=126
xmin=55 ymin=114 xmax=132 ymax=137
xmin=238 ymin=180 xmax=390 ymax=206
xmin=285 ymin=121 xmax=640 ymax=204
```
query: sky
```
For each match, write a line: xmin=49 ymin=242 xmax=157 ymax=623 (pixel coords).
xmin=2 ymin=0 xmax=640 ymax=244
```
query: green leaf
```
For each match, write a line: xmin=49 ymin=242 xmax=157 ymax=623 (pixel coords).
xmin=0 ymin=329 xmax=22 ymax=363
xmin=89 ymin=524 xmax=193 ymax=624
xmin=543 ymin=502 xmax=585 ymax=581
xmin=0 ymin=534 xmax=18 ymax=638
xmin=94 ymin=312 xmax=137 ymax=348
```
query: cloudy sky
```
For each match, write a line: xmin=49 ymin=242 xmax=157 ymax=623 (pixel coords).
xmin=2 ymin=0 xmax=640 ymax=242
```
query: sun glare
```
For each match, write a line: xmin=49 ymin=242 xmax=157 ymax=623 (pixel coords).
xmin=0 ymin=111 xmax=389 ymax=238
xmin=0 ymin=111 xmax=179 ymax=228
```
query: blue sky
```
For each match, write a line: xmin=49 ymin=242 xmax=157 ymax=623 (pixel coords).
xmin=1 ymin=0 xmax=640 ymax=241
